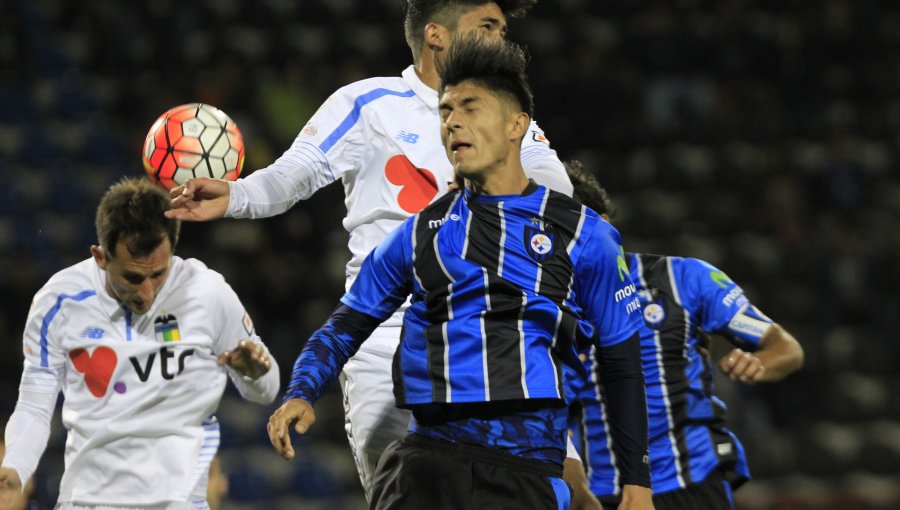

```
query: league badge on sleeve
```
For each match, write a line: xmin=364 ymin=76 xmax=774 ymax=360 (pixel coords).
xmin=154 ymin=314 xmax=181 ymax=343
xmin=242 ymin=312 xmax=255 ymax=336
xmin=524 ymin=225 xmax=555 ymax=263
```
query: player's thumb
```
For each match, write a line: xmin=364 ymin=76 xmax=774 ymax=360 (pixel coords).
xmin=295 ymin=410 xmax=316 ymax=434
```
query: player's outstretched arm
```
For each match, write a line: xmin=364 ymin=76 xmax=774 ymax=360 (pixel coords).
xmin=719 ymin=323 xmax=804 ymax=383
xmin=166 ymin=178 xmax=230 ymax=221
xmin=267 ymin=399 xmax=316 ymax=461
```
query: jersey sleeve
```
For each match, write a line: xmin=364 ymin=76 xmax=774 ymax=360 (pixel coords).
xmin=227 ymin=86 xmax=367 ymax=219
xmin=574 ymin=221 xmax=643 ymax=347
xmin=520 ymin=119 xmax=572 ymax=196
xmin=206 ymin=273 xmax=280 ymax=403
xmin=339 ymin=217 xmax=415 ymax=319
xmin=677 ymin=258 xmax=773 ymax=349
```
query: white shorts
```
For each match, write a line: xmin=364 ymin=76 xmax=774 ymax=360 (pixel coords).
xmin=340 ymin=327 xmax=410 ymax=502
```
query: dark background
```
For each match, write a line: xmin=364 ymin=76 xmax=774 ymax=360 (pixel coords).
xmin=1 ymin=0 xmax=898 ymax=508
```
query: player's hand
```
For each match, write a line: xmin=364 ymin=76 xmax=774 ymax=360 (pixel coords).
xmin=719 ymin=348 xmax=766 ymax=383
xmin=165 ymin=177 xmax=230 ymax=221
xmin=267 ymin=399 xmax=316 ymax=461
xmin=0 ymin=467 xmax=23 ymax=510
xmin=618 ymin=484 xmax=654 ymax=510
xmin=218 ymin=339 xmax=272 ymax=380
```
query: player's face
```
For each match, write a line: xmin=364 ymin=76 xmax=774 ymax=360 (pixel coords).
xmin=453 ymin=3 xmax=507 ymax=42
xmin=93 ymin=237 xmax=173 ymax=315
xmin=439 ymin=80 xmax=519 ymax=179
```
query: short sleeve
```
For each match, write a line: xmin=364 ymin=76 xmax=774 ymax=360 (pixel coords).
xmin=574 ymin=220 xmax=643 ymax=348
xmin=678 ymin=258 xmax=773 ymax=348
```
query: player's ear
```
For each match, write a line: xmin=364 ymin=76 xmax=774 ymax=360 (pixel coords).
xmin=91 ymin=245 xmax=108 ymax=270
xmin=508 ymin=111 xmax=530 ymax=141
xmin=425 ymin=22 xmax=448 ymax=51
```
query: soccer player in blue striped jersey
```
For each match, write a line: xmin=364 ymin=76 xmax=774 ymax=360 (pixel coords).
xmin=563 ymin=161 xmax=804 ymax=510
xmin=267 ymin=38 xmax=653 ymax=509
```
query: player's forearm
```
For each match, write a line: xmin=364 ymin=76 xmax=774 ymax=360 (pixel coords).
xmin=283 ymin=304 xmax=381 ymax=404
xmin=754 ymin=324 xmax=804 ymax=381
xmin=3 ymin=367 xmax=61 ymax=485
xmin=595 ymin=334 xmax=651 ymax=488
xmin=226 ymin=141 xmax=330 ymax=219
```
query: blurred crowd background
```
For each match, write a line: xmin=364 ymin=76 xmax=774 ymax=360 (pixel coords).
xmin=1 ymin=0 xmax=898 ymax=508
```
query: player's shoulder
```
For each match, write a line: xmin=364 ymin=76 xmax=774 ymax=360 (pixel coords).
xmin=170 ymin=257 xmax=228 ymax=291
xmin=333 ymin=75 xmax=412 ymax=101
xmin=40 ymin=258 xmax=98 ymax=296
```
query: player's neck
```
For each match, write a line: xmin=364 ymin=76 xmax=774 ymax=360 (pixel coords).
xmin=465 ymin=163 xmax=529 ymax=196
xmin=415 ymin=55 xmax=440 ymax=91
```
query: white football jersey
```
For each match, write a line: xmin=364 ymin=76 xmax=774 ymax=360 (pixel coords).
xmin=4 ymin=257 xmax=279 ymax=507
xmin=226 ymin=66 xmax=571 ymax=353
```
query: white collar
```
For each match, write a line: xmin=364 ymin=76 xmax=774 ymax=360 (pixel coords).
xmin=401 ymin=65 xmax=438 ymax=110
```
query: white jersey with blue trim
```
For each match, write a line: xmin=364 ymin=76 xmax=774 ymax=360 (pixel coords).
xmin=226 ymin=66 xmax=570 ymax=337
xmin=3 ymin=257 xmax=279 ymax=507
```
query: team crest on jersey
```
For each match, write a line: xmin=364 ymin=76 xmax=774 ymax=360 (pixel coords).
xmin=524 ymin=226 xmax=555 ymax=262
xmin=154 ymin=314 xmax=181 ymax=343
xmin=643 ymin=301 xmax=666 ymax=328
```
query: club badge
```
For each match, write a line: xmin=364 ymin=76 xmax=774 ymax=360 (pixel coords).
xmin=524 ymin=225 xmax=555 ymax=263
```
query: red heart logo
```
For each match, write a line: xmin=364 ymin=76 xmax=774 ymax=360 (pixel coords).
xmin=385 ymin=155 xmax=438 ymax=214
xmin=69 ymin=346 xmax=118 ymax=398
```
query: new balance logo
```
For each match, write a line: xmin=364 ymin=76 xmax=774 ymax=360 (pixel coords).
xmin=395 ymin=131 xmax=419 ymax=144
xmin=80 ymin=327 xmax=105 ymax=339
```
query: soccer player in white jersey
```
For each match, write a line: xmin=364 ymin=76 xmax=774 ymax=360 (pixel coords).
xmin=163 ymin=1 xmax=598 ymax=505
xmin=0 ymin=178 xmax=280 ymax=510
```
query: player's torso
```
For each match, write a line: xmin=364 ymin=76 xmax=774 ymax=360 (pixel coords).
xmin=56 ymin=265 xmax=227 ymax=434
xmin=631 ymin=255 xmax=717 ymax=422
xmin=337 ymin=81 xmax=452 ymax=279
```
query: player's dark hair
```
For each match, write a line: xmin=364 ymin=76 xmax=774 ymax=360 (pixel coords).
xmin=404 ymin=0 xmax=537 ymax=61
xmin=565 ymin=160 xmax=616 ymax=218
xmin=437 ymin=35 xmax=534 ymax=117
xmin=95 ymin=178 xmax=180 ymax=258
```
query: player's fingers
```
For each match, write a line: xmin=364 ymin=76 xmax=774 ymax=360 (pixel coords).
xmin=267 ymin=409 xmax=294 ymax=459
xmin=216 ymin=351 xmax=230 ymax=365
xmin=729 ymin=352 xmax=755 ymax=380
xmin=740 ymin=360 xmax=765 ymax=383
xmin=720 ymin=349 xmax=742 ymax=372
xmin=169 ymin=184 xmax=186 ymax=198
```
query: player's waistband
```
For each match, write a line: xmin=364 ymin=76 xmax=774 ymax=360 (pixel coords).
xmin=403 ymin=433 xmax=563 ymax=478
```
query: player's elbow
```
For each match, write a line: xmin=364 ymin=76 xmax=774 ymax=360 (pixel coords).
xmin=767 ymin=323 xmax=805 ymax=378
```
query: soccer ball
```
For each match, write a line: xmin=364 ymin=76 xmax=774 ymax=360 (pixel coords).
xmin=142 ymin=103 xmax=245 ymax=190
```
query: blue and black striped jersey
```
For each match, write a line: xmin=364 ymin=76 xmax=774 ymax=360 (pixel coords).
xmin=568 ymin=253 xmax=772 ymax=497
xmin=286 ymin=182 xmax=647 ymax=475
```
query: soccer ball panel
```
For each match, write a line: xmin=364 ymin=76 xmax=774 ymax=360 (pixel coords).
xmin=181 ymin=117 xmax=205 ymax=138
xmin=200 ymin=128 xmax=222 ymax=153
xmin=209 ymin=133 xmax=230 ymax=158
xmin=209 ymin=157 xmax=227 ymax=178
